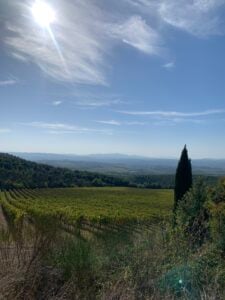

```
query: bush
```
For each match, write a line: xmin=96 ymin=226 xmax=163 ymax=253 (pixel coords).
xmin=209 ymin=179 xmax=225 ymax=254
xmin=176 ymin=179 xmax=209 ymax=246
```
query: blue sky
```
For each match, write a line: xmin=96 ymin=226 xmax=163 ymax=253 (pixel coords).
xmin=1 ymin=0 xmax=225 ymax=158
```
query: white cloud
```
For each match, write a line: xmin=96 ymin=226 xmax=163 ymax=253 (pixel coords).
xmin=96 ymin=120 xmax=146 ymax=126
xmin=52 ymin=100 xmax=63 ymax=106
xmin=0 ymin=79 xmax=18 ymax=86
xmin=127 ymin=0 xmax=225 ymax=37
xmin=70 ymin=91 xmax=123 ymax=107
xmin=154 ymin=118 xmax=205 ymax=126
xmin=96 ymin=120 xmax=121 ymax=126
xmin=163 ymin=61 xmax=175 ymax=69
xmin=158 ymin=0 xmax=225 ymax=36
xmin=23 ymin=122 xmax=113 ymax=135
xmin=118 ymin=109 xmax=225 ymax=117
xmin=3 ymin=1 xmax=163 ymax=86
xmin=110 ymin=15 xmax=162 ymax=55
xmin=74 ymin=98 xmax=121 ymax=107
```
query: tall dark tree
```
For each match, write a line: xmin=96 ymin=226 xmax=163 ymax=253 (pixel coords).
xmin=174 ymin=145 xmax=192 ymax=213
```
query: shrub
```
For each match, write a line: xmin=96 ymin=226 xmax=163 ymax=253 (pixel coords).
xmin=176 ymin=179 xmax=209 ymax=246
xmin=209 ymin=179 xmax=225 ymax=254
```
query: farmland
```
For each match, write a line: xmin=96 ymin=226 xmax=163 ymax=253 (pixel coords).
xmin=0 ymin=187 xmax=173 ymax=231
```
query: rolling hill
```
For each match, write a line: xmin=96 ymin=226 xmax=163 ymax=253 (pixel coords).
xmin=0 ymin=153 xmax=127 ymax=189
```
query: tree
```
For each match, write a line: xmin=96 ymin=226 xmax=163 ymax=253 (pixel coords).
xmin=174 ymin=145 xmax=192 ymax=214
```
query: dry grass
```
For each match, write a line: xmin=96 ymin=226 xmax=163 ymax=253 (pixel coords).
xmin=1 ymin=210 xmax=225 ymax=299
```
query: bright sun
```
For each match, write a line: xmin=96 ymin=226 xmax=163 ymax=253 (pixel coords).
xmin=32 ymin=1 xmax=56 ymax=27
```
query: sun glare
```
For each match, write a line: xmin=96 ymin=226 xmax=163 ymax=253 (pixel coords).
xmin=32 ymin=1 xmax=56 ymax=27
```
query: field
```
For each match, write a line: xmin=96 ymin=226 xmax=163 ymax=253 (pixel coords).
xmin=0 ymin=187 xmax=173 ymax=232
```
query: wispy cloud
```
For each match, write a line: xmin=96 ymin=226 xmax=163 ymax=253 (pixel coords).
xmin=23 ymin=122 xmax=113 ymax=135
xmin=0 ymin=79 xmax=18 ymax=86
xmin=96 ymin=120 xmax=121 ymax=126
xmin=127 ymin=0 xmax=225 ymax=37
xmin=96 ymin=120 xmax=146 ymax=126
xmin=3 ymin=1 xmax=163 ymax=86
xmin=10 ymin=52 xmax=28 ymax=62
xmin=0 ymin=128 xmax=11 ymax=133
xmin=3 ymin=0 xmax=225 ymax=87
xmin=4 ymin=1 xmax=108 ymax=85
xmin=110 ymin=15 xmax=162 ymax=55
xmin=69 ymin=91 xmax=124 ymax=107
xmin=153 ymin=118 xmax=205 ymax=126
xmin=158 ymin=0 xmax=225 ymax=37
xmin=52 ymin=100 xmax=63 ymax=106
xmin=163 ymin=61 xmax=175 ymax=69
xmin=74 ymin=98 xmax=122 ymax=108
xmin=118 ymin=109 xmax=225 ymax=117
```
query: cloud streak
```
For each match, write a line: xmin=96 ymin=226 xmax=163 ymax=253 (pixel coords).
xmin=0 ymin=128 xmax=11 ymax=133
xmin=163 ymin=61 xmax=175 ymax=69
xmin=96 ymin=120 xmax=146 ymax=126
xmin=118 ymin=109 xmax=225 ymax=117
xmin=0 ymin=79 xmax=18 ymax=86
xmin=23 ymin=122 xmax=113 ymax=135
xmin=96 ymin=120 xmax=121 ymax=126
xmin=52 ymin=100 xmax=63 ymax=106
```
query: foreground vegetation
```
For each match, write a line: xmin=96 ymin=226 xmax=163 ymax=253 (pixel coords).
xmin=1 ymin=180 xmax=225 ymax=299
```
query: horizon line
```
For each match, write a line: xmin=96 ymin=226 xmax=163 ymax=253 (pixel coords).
xmin=5 ymin=151 xmax=225 ymax=161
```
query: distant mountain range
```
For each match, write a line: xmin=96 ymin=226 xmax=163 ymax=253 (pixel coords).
xmin=12 ymin=152 xmax=225 ymax=176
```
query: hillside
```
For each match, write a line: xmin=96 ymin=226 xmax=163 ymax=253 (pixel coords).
xmin=13 ymin=152 xmax=225 ymax=176
xmin=0 ymin=153 xmax=127 ymax=189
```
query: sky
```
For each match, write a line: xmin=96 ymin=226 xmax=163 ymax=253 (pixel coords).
xmin=1 ymin=0 xmax=225 ymax=158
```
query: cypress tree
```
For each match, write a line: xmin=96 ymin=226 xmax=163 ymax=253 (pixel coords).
xmin=174 ymin=145 xmax=192 ymax=213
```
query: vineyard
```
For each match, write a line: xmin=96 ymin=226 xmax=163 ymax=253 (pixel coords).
xmin=0 ymin=187 xmax=173 ymax=234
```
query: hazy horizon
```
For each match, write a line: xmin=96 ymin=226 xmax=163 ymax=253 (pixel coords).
xmin=6 ymin=150 xmax=225 ymax=161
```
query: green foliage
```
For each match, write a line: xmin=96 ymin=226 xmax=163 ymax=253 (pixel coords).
xmin=208 ymin=178 xmax=225 ymax=253
xmin=176 ymin=180 xmax=209 ymax=246
xmin=0 ymin=153 xmax=129 ymax=189
xmin=174 ymin=145 xmax=192 ymax=213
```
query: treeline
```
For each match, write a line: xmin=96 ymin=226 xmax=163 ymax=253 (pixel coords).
xmin=0 ymin=153 xmax=220 ymax=189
